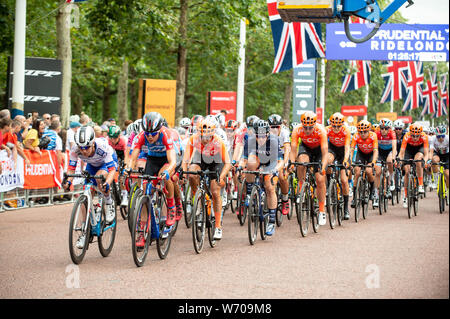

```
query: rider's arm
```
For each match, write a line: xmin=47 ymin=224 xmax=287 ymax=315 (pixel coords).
xmin=371 ymin=133 xmax=379 ymax=164
xmin=290 ymin=128 xmax=300 ymax=164
xmin=181 ymin=136 xmax=193 ymax=172
xmin=398 ymin=133 xmax=409 ymax=160
xmin=319 ymin=127 xmax=329 ymax=171
xmin=219 ymin=142 xmax=232 ymax=183
xmin=423 ymin=134 xmax=430 ymax=163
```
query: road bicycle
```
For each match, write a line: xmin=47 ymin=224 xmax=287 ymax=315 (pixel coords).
xmin=182 ymin=170 xmax=220 ymax=254
xmin=399 ymin=159 xmax=423 ymax=219
xmin=432 ymin=162 xmax=448 ymax=214
xmin=113 ymin=159 xmax=129 ymax=220
xmin=127 ymin=168 xmax=145 ymax=234
xmin=291 ymin=162 xmax=321 ymax=237
xmin=392 ymin=164 xmax=402 ymax=206
xmin=326 ymin=162 xmax=348 ymax=228
xmin=242 ymin=170 xmax=276 ymax=245
xmin=130 ymin=173 xmax=174 ymax=267
xmin=376 ymin=160 xmax=389 ymax=215
xmin=64 ymin=171 xmax=117 ymax=265
xmin=236 ymin=172 xmax=248 ymax=226
xmin=352 ymin=162 xmax=373 ymax=223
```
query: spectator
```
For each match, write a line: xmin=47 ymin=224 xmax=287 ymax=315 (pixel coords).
xmin=123 ymin=119 xmax=133 ymax=135
xmin=3 ymin=119 xmax=30 ymax=166
xmin=0 ymin=109 xmax=11 ymax=120
xmin=108 ymin=118 xmax=116 ymax=126
xmin=51 ymin=114 xmax=60 ymax=122
xmin=42 ymin=120 xmax=63 ymax=166
xmin=23 ymin=118 xmax=45 ymax=156
xmin=93 ymin=125 xmax=103 ymax=138
xmin=42 ymin=113 xmax=51 ymax=128
xmin=0 ymin=118 xmax=13 ymax=159
xmin=101 ymin=124 xmax=109 ymax=138
xmin=80 ymin=113 xmax=90 ymax=126
xmin=66 ymin=121 xmax=81 ymax=151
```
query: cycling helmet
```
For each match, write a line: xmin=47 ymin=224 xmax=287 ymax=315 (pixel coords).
xmin=225 ymin=120 xmax=238 ymax=129
xmin=246 ymin=115 xmax=259 ymax=128
xmin=289 ymin=122 xmax=300 ymax=132
xmin=409 ymin=123 xmax=423 ymax=134
xmin=349 ymin=125 xmax=358 ymax=135
xmin=108 ymin=125 xmax=121 ymax=138
xmin=253 ymin=119 xmax=270 ymax=136
xmin=142 ymin=112 xmax=164 ymax=133
xmin=300 ymin=111 xmax=317 ymax=127
xmin=379 ymin=118 xmax=393 ymax=128
xmin=179 ymin=117 xmax=191 ymax=128
xmin=435 ymin=125 xmax=447 ymax=135
xmin=191 ymin=115 xmax=203 ymax=131
xmin=329 ymin=112 xmax=345 ymax=126
xmin=126 ymin=123 xmax=134 ymax=136
xmin=177 ymin=126 xmax=187 ymax=136
xmin=75 ymin=126 xmax=95 ymax=147
xmin=161 ymin=117 xmax=168 ymax=128
xmin=428 ymin=126 xmax=435 ymax=135
xmin=268 ymin=114 xmax=283 ymax=127
xmin=215 ymin=113 xmax=226 ymax=127
xmin=393 ymin=119 xmax=405 ymax=129
xmin=357 ymin=120 xmax=371 ymax=132
xmin=198 ymin=118 xmax=216 ymax=136
xmin=133 ymin=119 xmax=142 ymax=134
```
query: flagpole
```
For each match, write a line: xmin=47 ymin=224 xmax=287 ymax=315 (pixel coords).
xmin=364 ymin=85 xmax=369 ymax=121
xmin=236 ymin=17 xmax=247 ymax=123
xmin=320 ymin=59 xmax=325 ymax=124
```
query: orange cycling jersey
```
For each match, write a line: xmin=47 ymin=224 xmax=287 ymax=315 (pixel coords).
xmin=400 ymin=131 xmax=429 ymax=149
xmin=351 ymin=131 xmax=378 ymax=154
xmin=326 ymin=125 xmax=351 ymax=147
xmin=186 ymin=133 xmax=229 ymax=163
xmin=292 ymin=124 xmax=327 ymax=149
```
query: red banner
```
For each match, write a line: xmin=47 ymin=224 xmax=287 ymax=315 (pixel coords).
xmin=397 ymin=115 xmax=413 ymax=124
xmin=23 ymin=150 xmax=62 ymax=189
xmin=341 ymin=105 xmax=368 ymax=116
xmin=207 ymin=91 xmax=237 ymax=121
xmin=316 ymin=108 xmax=323 ymax=124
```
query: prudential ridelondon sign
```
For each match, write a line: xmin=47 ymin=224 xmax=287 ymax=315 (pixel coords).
xmin=326 ymin=23 xmax=449 ymax=62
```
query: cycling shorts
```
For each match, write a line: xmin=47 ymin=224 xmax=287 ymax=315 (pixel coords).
xmin=404 ymin=144 xmax=424 ymax=161
xmin=144 ymin=156 xmax=168 ymax=177
xmin=378 ymin=148 xmax=392 ymax=163
xmin=355 ymin=150 xmax=373 ymax=165
xmin=85 ymin=153 xmax=118 ymax=186
xmin=328 ymin=142 xmax=345 ymax=163
xmin=433 ymin=151 xmax=449 ymax=170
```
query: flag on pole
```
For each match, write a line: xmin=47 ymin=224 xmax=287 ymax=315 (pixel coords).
xmin=402 ymin=61 xmax=424 ymax=112
xmin=380 ymin=61 xmax=409 ymax=103
xmin=341 ymin=60 xmax=372 ymax=93
xmin=435 ymin=74 xmax=448 ymax=118
xmin=421 ymin=65 xmax=439 ymax=117
xmin=267 ymin=0 xmax=325 ymax=73
xmin=66 ymin=0 xmax=87 ymax=3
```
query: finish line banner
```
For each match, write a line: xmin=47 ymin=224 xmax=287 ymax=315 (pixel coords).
xmin=326 ymin=23 xmax=449 ymax=62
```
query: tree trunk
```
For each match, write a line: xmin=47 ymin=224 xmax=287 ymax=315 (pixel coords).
xmin=72 ymin=91 xmax=83 ymax=116
xmin=175 ymin=0 xmax=189 ymax=125
xmin=102 ymin=83 xmax=112 ymax=123
xmin=117 ymin=58 xmax=129 ymax=128
xmin=56 ymin=1 xmax=72 ymax=128
xmin=283 ymin=69 xmax=293 ymax=124
xmin=129 ymin=66 xmax=138 ymax=121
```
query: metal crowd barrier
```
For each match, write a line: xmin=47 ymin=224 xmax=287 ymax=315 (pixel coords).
xmin=0 ymin=185 xmax=84 ymax=212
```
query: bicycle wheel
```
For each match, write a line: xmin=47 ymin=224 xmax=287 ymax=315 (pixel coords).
xmin=155 ymin=190 xmax=172 ymax=259
xmin=407 ymin=177 xmax=414 ymax=219
xmin=248 ymin=187 xmax=259 ymax=245
xmin=98 ymin=198 xmax=117 ymax=258
xmin=192 ymin=191 xmax=206 ymax=254
xmin=275 ymin=185 xmax=283 ymax=227
xmin=237 ymin=180 xmax=247 ymax=226
xmin=207 ymin=202 xmax=217 ymax=248
xmin=183 ymin=184 xmax=193 ymax=228
xmin=327 ymin=178 xmax=338 ymax=229
xmin=296 ymin=183 xmax=310 ymax=237
xmin=287 ymin=174 xmax=294 ymax=220
xmin=260 ymin=193 xmax=269 ymax=241
xmin=229 ymin=179 xmax=237 ymax=215
xmin=336 ymin=183 xmax=344 ymax=227
xmin=354 ymin=177 xmax=362 ymax=223
xmin=128 ymin=187 xmax=143 ymax=234
xmin=362 ymin=180 xmax=370 ymax=220
xmin=413 ymin=177 xmax=418 ymax=217
xmin=438 ymin=174 xmax=445 ymax=214
xmin=68 ymin=195 xmax=91 ymax=265
xmin=131 ymin=196 xmax=151 ymax=267
xmin=378 ymin=173 xmax=385 ymax=216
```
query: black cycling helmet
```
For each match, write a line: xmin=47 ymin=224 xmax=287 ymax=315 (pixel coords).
xmin=142 ymin=112 xmax=164 ymax=133
xmin=253 ymin=119 xmax=270 ymax=136
xmin=246 ymin=115 xmax=259 ymax=128
xmin=268 ymin=114 xmax=282 ymax=127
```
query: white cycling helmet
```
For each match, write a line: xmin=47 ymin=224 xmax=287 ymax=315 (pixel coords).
xmin=133 ymin=119 xmax=142 ymax=134
xmin=393 ymin=119 xmax=405 ymax=129
xmin=75 ymin=126 xmax=95 ymax=148
xmin=126 ymin=123 xmax=134 ymax=136
xmin=179 ymin=117 xmax=191 ymax=128
xmin=215 ymin=113 xmax=226 ymax=127
xmin=349 ymin=125 xmax=357 ymax=135
xmin=379 ymin=118 xmax=393 ymax=128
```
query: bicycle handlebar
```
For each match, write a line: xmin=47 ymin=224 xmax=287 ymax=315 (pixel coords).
xmin=64 ymin=171 xmax=106 ymax=182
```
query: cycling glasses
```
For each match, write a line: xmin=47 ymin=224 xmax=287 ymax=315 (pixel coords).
xmin=256 ymin=134 xmax=268 ymax=139
xmin=79 ymin=145 xmax=91 ymax=150
xmin=145 ymin=131 xmax=159 ymax=137
xmin=380 ymin=126 xmax=389 ymax=130
xmin=411 ymin=134 xmax=420 ymax=138
xmin=395 ymin=128 xmax=403 ymax=130
xmin=437 ymin=134 xmax=445 ymax=139
xmin=331 ymin=125 xmax=342 ymax=129
xmin=303 ymin=126 xmax=314 ymax=131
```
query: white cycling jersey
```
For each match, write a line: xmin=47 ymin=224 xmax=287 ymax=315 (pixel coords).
xmin=429 ymin=134 xmax=449 ymax=155
xmin=68 ymin=138 xmax=116 ymax=170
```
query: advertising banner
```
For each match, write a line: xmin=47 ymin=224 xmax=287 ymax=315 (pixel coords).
xmin=0 ymin=150 xmax=24 ymax=192
xmin=140 ymin=79 xmax=177 ymax=128
xmin=397 ymin=115 xmax=413 ymax=124
xmin=341 ymin=105 xmax=367 ymax=117
xmin=7 ymin=57 xmax=63 ymax=115
xmin=207 ymin=91 xmax=237 ymax=121
xmin=23 ymin=150 xmax=62 ymax=189
xmin=292 ymin=59 xmax=317 ymax=122
xmin=326 ymin=24 xmax=449 ymax=62
xmin=376 ymin=112 xmax=398 ymax=121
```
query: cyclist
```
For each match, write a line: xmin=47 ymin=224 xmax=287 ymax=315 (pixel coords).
xmin=107 ymin=125 xmax=128 ymax=206
xmin=182 ymin=117 xmax=232 ymax=240
xmin=393 ymin=119 xmax=407 ymax=153
xmin=376 ymin=118 xmax=397 ymax=195
xmin=126 ymin=112 xmax=179 ymax=231
xmin=430 ymin=125 xmax=449 ymax=190
xmin=290 ymin=111 xmax=328 ymax=226
xmin=238 ymin=119 xmax=283 ymax=236
xmin=64 ymin=126 xmax=118 ymax=247
xmin=350 ymin=120 xmax=381 ymax=208
xmin=397 ymin=122 xmax=430 ymax=208
xmin=326 ymin=112 xmax=352 ymax=220
xmin=268 ymin=114 xmax=291 ymax=216
xmin=225 ymin=119 xmax=240 ymax=199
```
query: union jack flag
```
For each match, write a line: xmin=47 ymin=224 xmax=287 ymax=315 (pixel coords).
xmin=380 ymin=61 xmax=409 ymax=104
xmin=341 ymin=60 xmax=371 ymax=93
xmin=421 ymin=65 xmax=439 ymax=117
xmin=267 ymin=0 xmax=325 ymax=73
xmin=434 ymin=74 xmax=448 ymax=118
xmin=402 ymin=61 xmax=424 ymax=112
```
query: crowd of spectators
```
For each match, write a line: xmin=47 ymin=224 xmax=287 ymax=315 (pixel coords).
xmin=0 ymin=108 xmax=127 ymax=207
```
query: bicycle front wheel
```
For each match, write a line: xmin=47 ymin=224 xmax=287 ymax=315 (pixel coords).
xmin=131 ymin=196 xmax=151 ymax=267
xmin=128 ymin=184 xmax=143 ymax=234
xmin=327 ymin=178 xmax=338 ymax=229
xmin=407 ymin=177 xmax=414 ymax=219
xmin=354 ymin=177 xmax=362 ymax=223
xmin=69 ymin=195 xmax=90 ymax=265
xmin=183 ymin=184 xmax=193 ymax=228
xmin=237 ymin=180 xmax=247 ymax=226
xmin=192 ymin=191 xmax=206 ymax=254
xmin=438 ymin=174 xmax=445 ymax=214
xmin=296 ymin=183 xmax=310 ymax=237
xmin=248 ymin=187 xmax=259 ymax=245
xmin=98 ymin=199 xmax=117 ymax=258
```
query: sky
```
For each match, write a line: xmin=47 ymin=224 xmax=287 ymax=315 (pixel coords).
xmin=398 ymin=0 xmax=449 ymax=24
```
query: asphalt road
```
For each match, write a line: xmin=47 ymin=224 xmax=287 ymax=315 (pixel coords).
xmin=0 ymin=190 xmax=448 ymax=299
